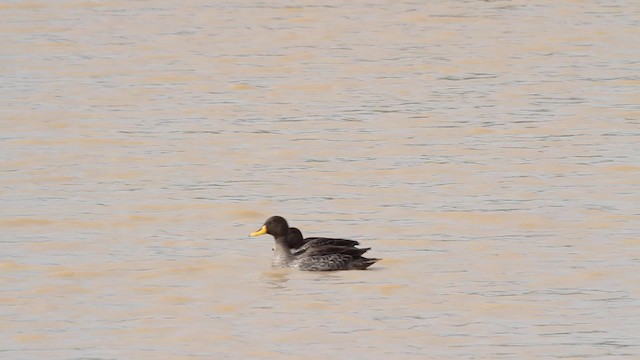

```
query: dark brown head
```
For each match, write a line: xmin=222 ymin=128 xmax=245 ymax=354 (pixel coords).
xmin=250 ymin=216 xmax=290 ymax=239
xmin=286 ymin=227 xmax=305 ymax=248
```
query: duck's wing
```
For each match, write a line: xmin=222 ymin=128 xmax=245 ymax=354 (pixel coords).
xmin=295 ymin=245 xmax=370 ymax=257
xmin=299 ymin=237 xmax=360 ymax=249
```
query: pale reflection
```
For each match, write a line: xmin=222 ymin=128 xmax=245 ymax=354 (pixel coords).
xmin=260 ymin=269 xmax=291 ymax=289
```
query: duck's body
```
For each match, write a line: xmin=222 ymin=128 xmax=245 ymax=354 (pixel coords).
xmin=251 ymin=216 xmax=380 ymax=271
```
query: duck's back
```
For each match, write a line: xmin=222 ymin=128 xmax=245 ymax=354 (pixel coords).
xmin=298 ymin=237 xmax=360 ymax=249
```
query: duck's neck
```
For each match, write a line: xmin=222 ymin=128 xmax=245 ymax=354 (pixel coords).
xmin=272 ymin=236 xmax=293 ymax=268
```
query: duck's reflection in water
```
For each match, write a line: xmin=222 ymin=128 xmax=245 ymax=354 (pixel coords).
xmin=261 ymin=269 xmax=291 ymax=289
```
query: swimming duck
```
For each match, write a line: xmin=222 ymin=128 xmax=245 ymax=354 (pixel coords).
xmin=250 ymin=216 xmax=380 ymax=271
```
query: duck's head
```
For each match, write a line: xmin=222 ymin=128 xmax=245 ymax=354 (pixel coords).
xmin=250 ymin=216 xmax=289 ymax=238
xmin=286 ymin=227 xmax=305 ymax=248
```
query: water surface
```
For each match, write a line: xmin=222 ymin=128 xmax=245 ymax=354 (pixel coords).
xmin=1 ymin=1 xmax=639 ymax=359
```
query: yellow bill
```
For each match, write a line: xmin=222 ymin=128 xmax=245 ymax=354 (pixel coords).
xmin=250 ymin=225 xmax=267 ymax=236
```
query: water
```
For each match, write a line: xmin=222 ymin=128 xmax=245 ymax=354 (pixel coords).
xmin=1 ymin=1 xmax=639 ymax=359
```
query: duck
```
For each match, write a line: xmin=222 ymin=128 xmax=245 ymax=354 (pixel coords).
xmin=250 ymin=216 xmax=381 ymax=271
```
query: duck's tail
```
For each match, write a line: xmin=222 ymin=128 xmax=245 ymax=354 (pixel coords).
xmin=353 ymin=257 xmax=381 ymax=270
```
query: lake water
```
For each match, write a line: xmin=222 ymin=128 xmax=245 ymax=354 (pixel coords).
xmin=1 ymin=1 xmax=639 ymax=359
